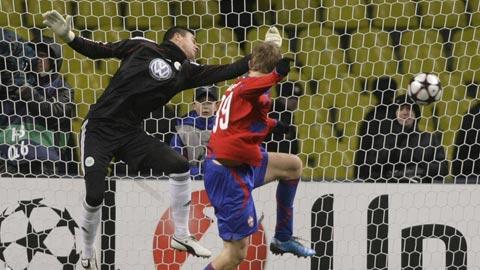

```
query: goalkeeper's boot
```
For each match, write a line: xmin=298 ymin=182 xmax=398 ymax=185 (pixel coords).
xmin=171 ymin=235 xmax=212 ymax=258
xmin=270 ymin=237 xmax=316 ymax=258
xmin=80 ymin=252 xmax=98 ymax=270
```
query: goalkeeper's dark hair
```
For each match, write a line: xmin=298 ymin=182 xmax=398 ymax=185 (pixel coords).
xmin=250 ymin=42 xmax=281 ymax=74
xmin=163 ymin=26 xmax=194 ymax=42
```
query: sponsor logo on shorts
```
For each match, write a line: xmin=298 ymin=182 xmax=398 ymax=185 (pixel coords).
xmin=85 ymin=156 xmax=95 ymax=167
xmin=248 ymin=216 xmax=254 ymax=228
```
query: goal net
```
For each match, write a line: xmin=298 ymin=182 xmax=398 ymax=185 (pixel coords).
xmin=0 ymin=0 xmax=479 ymax=269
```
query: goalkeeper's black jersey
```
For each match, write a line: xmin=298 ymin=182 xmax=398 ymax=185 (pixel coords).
xmin=68 ymin=36 xmax=249 ymax=127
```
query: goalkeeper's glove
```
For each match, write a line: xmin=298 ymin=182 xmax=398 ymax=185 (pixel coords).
xmin=264 ymin=26 xmax=282 ymax=47
xmin=42 ymin=10 xmax=75 ymax=43
xmin=275 ymin=57 xmax=293 ymax=77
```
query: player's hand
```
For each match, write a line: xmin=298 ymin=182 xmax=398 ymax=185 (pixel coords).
xmin=264 ymin=26 xmax=282 ymax=47
xmin=275 ymin=57 xmax=293 ymax=77
xmin=42 ymin=10 xmax=75 ymax=43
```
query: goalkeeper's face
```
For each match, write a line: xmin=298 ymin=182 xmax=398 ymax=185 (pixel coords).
xmin=174 ymin=32 xmax=199 ymax=60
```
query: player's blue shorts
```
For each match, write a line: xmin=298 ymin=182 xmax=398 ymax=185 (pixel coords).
xmin=204 ymin=152 xmax=268 ymax=241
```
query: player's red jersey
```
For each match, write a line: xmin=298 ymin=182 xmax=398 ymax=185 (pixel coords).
xmin=208 ymin=71 xmax=283 ymax=166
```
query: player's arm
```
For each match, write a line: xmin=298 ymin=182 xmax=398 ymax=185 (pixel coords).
xmin=177 ymin=55 xmax=251 ymax=89
xmin=237 ymin=72 xmax=283 ymax=99
xmin=67 ymin=37 xmax=141 ymax=60
xmin=42 ymin=10 xmax=137 ymax=59
xmin=178 ymin=26 xmax=283 ymax=89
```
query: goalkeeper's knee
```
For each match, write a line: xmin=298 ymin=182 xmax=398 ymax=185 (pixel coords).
xmin=84 ymin=171 xmax=106 ymax=207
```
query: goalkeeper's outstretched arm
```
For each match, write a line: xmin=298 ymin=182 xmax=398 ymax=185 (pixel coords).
xmin=178 ymin=26 xmax=284 ymax=90
xmin=42 ymin=10 xmax=136 ymax=60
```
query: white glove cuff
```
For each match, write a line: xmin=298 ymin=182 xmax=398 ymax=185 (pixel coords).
xmin=63 ymin=31 xmax=75 ymax=43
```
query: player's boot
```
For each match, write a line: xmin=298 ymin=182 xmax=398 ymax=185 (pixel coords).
xmin=80 ymin=252 xmax=98 ymax=270
xmin=171 ymin=235 xmax=212 ymax=258
xmin=270 ymin=237 xmax=316 ymax=257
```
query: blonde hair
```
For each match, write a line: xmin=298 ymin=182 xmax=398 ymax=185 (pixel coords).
xmin=250 ymin=42 xmax=282 ymax=74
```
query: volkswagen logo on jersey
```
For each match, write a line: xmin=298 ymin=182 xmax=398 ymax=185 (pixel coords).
xmin=149 ymin=58 xmax=172 ymax=81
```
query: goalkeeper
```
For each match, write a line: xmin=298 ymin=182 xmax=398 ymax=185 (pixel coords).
xmin=42 ymin=10 xmax=277 ymax=269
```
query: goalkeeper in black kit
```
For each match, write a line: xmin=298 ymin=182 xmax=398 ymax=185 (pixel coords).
xmin=42 ymin=10 xmax=281 ymax=270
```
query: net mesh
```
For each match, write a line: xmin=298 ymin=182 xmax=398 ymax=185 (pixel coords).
xmin=0 ymin=0 xmax=477 ymax=182
xmin=0 ymin=0 xmax=479 ymax=269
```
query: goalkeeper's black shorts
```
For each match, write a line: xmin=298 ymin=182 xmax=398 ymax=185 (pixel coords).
xmin=80 ymin=119 xmax=188 ymax=177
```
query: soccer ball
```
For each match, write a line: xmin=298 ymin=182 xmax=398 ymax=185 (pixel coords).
xmin=0 ymin=198 xmax=80 ymax=270
xmin=407 ymin=73 xmax=442 ymax=105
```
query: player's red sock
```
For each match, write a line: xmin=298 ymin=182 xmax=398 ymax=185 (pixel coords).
xmin=204 ymin=262 xmax=215 ymax=270
xmin=274 ymin=178 xmax=299 ymax=241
